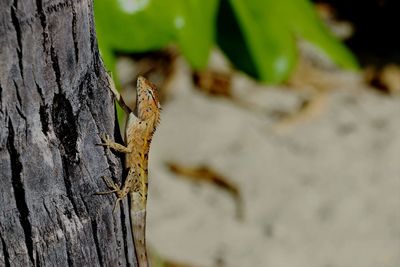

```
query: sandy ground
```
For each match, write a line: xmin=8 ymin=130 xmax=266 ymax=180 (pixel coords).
xmin=122 ymin=58 xmax=400 ymax=267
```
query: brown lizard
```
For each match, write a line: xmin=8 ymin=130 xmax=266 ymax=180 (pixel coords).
xmin=97 ymin=75 xmax=161 ymax=267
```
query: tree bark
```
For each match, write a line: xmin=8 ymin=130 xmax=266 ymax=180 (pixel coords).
xmin=0 ymin=0 xmax=136 ymax=266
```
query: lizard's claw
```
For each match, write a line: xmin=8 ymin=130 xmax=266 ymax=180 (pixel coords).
xmin=102 ymin=176 xmax=121 ymax=191
xmin=101 ymin=133 xmax=110 ymax=142
xmin=96 ymin=133 xmax=112 ymax=147
xmin=94 ymin=176 xmax=120 ymax=195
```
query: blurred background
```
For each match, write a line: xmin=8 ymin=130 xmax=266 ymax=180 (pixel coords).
xmin=94 ymin=0 xmax=399 ymax=266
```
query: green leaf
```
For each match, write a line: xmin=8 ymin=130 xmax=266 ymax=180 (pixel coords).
xmin=174 ymin=0 xmax=220 ymax=69
xmin=95 ymin=0 xmax=220 ymax=71
xmin=217 ymin=0 xmax=259 ymax=78
xmin=94 ymin=0 xmax=175 ymax=53
xmin=219 ymin=0 xmax=358 ymax=84
xmin=227 ymin=0 xmax=297 ymax=83
xmin=282 ymin=0 xmax=359 ymax=69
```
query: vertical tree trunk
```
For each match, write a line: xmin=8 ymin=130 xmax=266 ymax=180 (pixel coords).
xmin=0 ymin=0 xmax=136 ymax=266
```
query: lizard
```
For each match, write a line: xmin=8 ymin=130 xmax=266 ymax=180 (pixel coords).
xmin=97 ymin=74 xmax=161 ymax=267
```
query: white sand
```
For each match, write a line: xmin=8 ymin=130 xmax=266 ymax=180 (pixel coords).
xmin=146 ymin=66 xmax=400 ymax=267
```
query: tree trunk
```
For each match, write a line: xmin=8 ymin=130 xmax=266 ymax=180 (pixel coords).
xmin=0 ymin=0 xmax=136 ymax=266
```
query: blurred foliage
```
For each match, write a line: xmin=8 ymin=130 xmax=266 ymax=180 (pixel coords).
xmin=94 ymin=0 xmax=218 ymax=75
xmin=94 ymin=0 xmax=358 ymax=85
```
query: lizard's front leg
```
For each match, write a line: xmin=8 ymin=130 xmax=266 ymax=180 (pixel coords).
xmin=106 ymin=73 xmax=132 ymax=114
xmin=98 ymin=134 xmax=131 ymax=153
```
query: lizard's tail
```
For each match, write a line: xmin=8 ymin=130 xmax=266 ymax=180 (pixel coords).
xmin=131 ymin=207 xmax=148 ymax=267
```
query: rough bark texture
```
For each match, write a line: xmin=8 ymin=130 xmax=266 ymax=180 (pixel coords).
xmin=0 ymin=0 xmax=136 ymax=266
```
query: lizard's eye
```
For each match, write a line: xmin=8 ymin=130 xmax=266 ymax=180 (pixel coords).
xmin=147 ymin=89 xmax=155 ymax=99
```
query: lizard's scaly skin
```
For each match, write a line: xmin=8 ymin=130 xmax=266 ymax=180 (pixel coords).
xmin=98 ymin=76 xmax=160 ymax=267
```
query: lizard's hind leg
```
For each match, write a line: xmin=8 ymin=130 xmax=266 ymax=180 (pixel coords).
xmin=95 ymin=176 xmax=124 ymax=212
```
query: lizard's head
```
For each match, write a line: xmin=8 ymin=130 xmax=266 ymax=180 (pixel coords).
xmin=136 ymin=76 xmax=161 ymax=122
